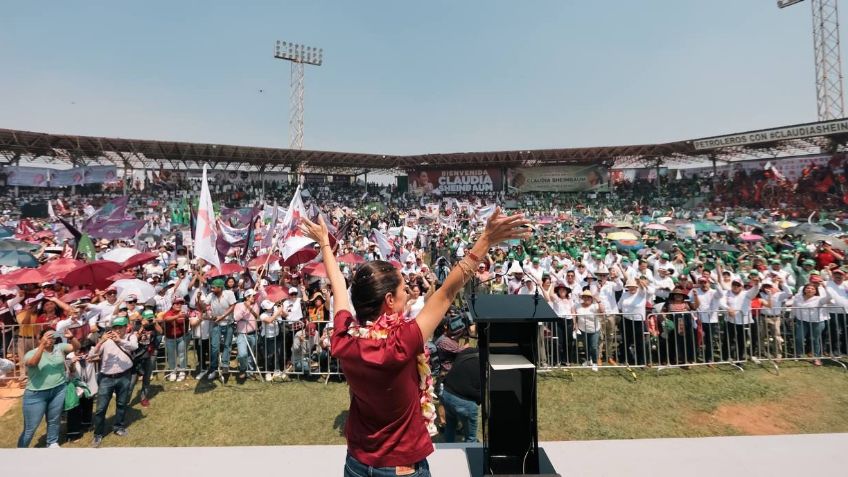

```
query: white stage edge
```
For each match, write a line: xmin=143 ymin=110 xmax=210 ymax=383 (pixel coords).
xmin=4 ymin=433 xmax=845 ymax=476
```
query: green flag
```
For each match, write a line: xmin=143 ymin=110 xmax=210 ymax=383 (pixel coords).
xmin=76 ymin=234 xmax=97 ymax=262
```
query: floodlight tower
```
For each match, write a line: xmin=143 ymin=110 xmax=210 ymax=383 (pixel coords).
xmin=779 ymin=0 xmax=845 ymax=120
xmin=274 ymin=40 xmax=324 ymax=150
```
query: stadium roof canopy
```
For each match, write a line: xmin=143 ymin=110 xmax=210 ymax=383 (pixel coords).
xmin=1 ymin=118 xmax=847 ymax=173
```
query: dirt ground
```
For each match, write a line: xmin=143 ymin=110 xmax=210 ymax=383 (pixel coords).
xmin=0 ymin=384 xmax=23 ymax=418
xmin=700 ymin=391 xmax=824 ymax=435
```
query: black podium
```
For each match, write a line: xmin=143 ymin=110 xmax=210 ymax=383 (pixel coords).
xmin=467 ymin=294 xmax=561 ymax=477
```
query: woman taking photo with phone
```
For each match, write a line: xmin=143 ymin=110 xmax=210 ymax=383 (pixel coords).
xmin=18 ymin=328 xmax=79 ymax=448
xmin=301 ymin=208 xmax=528 ymax=477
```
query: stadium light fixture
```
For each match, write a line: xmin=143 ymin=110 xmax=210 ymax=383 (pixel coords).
xmin=274 ymin=39 xmax=324 ymax=152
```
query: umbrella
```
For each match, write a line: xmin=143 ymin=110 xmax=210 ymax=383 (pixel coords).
xmin=280 ymin=246 xmax=318 ymax=268
xmin=0 ymin=268 xmax=49 ymax=286
xmin=655 ymin=240 xmax=677 ymax=252
xmin=248 ymin=254 xmax=281 ymax=269
xmin=0 ymin=250 xmax=38 ymax=268
xmin=60 ymin=289 xmax=93 ymax=303
xmin=740 ymin=233 xmax=763 ymax=242
xmin=775 ymin=220 xmax=798 ymax=229
xmin=112 ymin=278 xmax=157 ymax=302
xmin=600 ymin=227 xmax=621 ymax=234
xmin=62 ymin=260 xmax=123 ymax=290
xmin=735 ymin=217 xmax=760 ymax=226
xmin=592 ymin=222 xmax=615 ymax=231
xmin=39 ymin=258 xmax=84 ymax=280
xmin=207 ymin=262 xmax=245 ymax=277
xmin=645 ymin=223 xmax=671 ymax=232
xmin=121 ymin=252 xmax=159 ymax=270
xmin=707 ymin=243 xmax=740 ymax=253
xmin=607 ymin=231 xmax=639 ymax=241
xmin=337 ymin=253 xmax=366 ymax=265
xmin=785 ymin=224 xmax=829 ymax=235
xmin=613 ymin=220 xmax=632 ymax=228
xmin=101 ymin=247 xmax=142 ymax=263
xmin=136 ymin=233 xmax=161 ymax=246
xmin=302 ymin=262 xmax=328 ymax=278
xmin=107 ymin=272 xmax=137 ymax=282
xmin=613 ymin=239 xmax=644 ymax=251
xmin=694 ymin=221 xmax=724 ymax=233
xmin=0 ymin=226 xmax=13 ymax=239
xmin=263 ymin=285 xmax=289 ymax=302
xmin=0 ymin=239 xmax=41 ymax=252
xmin=806 ymin=234 xmax=848 ymax=250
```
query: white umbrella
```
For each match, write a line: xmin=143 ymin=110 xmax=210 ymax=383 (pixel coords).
xmin=112 ymin=278 xmax=157 ymax=302
xmin=101 ymin=247 xmax=142 ymax=263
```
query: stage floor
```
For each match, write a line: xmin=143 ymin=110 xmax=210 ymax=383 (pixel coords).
xmin=3 ymin=433 xmax=844 ymax=476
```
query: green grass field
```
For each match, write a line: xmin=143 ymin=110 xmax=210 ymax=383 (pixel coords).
xmin=3 ymin=361 xmax=847 ymax=448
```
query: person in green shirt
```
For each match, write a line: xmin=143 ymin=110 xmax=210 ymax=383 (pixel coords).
xmin=18 ymin=328 xmax=79 ymax=448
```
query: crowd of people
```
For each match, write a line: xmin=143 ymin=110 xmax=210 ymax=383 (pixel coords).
xmin=0 ymin=162 xmax=847 ymax=449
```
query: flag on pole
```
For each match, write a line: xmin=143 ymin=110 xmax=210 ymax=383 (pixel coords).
xmin=194 ymin=165 xmax=221 ymax=269
xmin=241 ymin=214 xmax=261 ymax=262
xmin=76 ymin=234 xmax=97 ymax=262
xmin=260 ymin=201 xmax=279 ymax=250
xmin=370 ymin=228 xmax=394 ymax=260
xmin=47 ymin=200 xmax=57 ymax=219
xmin=279 ymin=186 xmax=315 ymax=260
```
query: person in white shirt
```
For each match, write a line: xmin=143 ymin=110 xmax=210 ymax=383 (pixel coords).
xmin=758 ymin=278 xmax=792 ymax=359
xmin=596 ymin=265 xmax=623 ymax=365
xmin=788 ymin=281 xmax=832 ymax=365
xmin=652 ymin=268 xmax=675 ymax=303
xmin=401 ymin=256 xmax=418 ymax=276
xmin=690 ymin=277 xmax=724 ymax=363
xmin=259 ymin=299 xmax=284 ymax=381
xmin=719 ymin=277 xmax=760 ymax=362
xmin=824 ymin=268 xmax=848 ymax=356
xmin=541 ymin=282 xmax=576 ymax=365
xmin=575 ymin=290 xmax=605 ymax=371
xmin=617 ymin=277 xmax=650 ymax=365
xmin=201 ymin=278 xmax=238 ymax=380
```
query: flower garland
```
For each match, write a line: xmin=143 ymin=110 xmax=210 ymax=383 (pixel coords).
xmin=347 ymin=312 xmax=438 ymax=436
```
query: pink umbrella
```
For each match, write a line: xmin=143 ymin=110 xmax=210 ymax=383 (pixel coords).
xmin=60 ymin=289 xmax=93 ymax=303
xmin=38 ymin=258 xmax=84 ymax=280
xmin=121 ymin=252 xmax=159 ymax=270
xmin=280 ymin=246 xmax=318 ymax=268
xmin=740 ymin=233 xmax=763 ymax=242
xmin=263 ymin=285 xmax=289 ymax=303
xmin=645 ymin=223 xmax=671 ymax=232
xmin=248 ymin=254 xmax=281 ymax=269
xmin=62 ymin=260 xmax=123 ymax=291
xmin=0 ymin=268 xmax=49 ymax=287
xmin=302 ymin=262 xmax=328 ymax=278
xmin=207 ymin=262 xmax=245 ymax=277
xmin=337 ymin=253 xmax=365 ymax=265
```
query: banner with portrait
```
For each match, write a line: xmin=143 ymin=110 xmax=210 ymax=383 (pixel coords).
xmin=5 ymin=166 xmax=51 ymax=187
xmin=409 ymin=168 xmax=502 ymax=196
xmin=507 ymin=165 xmax=609 ymax=192
xmin=83 ymin=166 xmax=119 ymax=184
xmin=50 ymin=168 xmax=86 ymax=187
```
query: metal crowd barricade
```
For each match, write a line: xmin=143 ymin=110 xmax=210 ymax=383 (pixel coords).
xmin=0 ymin=323 xmax=26 ymax=382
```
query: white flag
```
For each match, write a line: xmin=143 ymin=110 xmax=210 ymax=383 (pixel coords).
xmin=194 ymin=165 xmax=220 ymax=269
xmin=370 ymin=228 xmax=393 ymax=261
xmin=279 ymin=186 xmax=315 ymax=260
xmin=47 ymin=200 xmax=57 ymax=219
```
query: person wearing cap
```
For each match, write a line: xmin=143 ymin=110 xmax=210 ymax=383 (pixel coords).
xmin=279 ymin=286 xmax=304 ymax=366
xmin=718 ymin=273 xmax=761 ymax=362
xmin=90 ymin=314 xmax=138 ymax=448
xmin=575 ymin=290 xmax=605 ymax=371
xmin=517 ymin=275 xmax=537 ymax=296
xmin=401 ymin=256 xmax=418 ymax=276
xmin=595 ymin=264 xmax=623 ymax=365
xmin=200 ymin=278 xmax=237 ymax=381
xmin=132 ymin=309 xmax=162 ymax=407
xmin=540 ymin=280 xmax=576 ymax=365
xmin=788 ymin=281 xmax=834 ymax=366
xmin=88 ymin=287 xmax=120 ymax=332
xmin=524 ymin=257 xmax=544 ymax=284
xmin=617 ymin=276 xmax=651 ymax=365
xmin=758 ymin=277 xmax=792 ymax=359
xmin=259 ymin=299 xmax=284 ymax=381
xmin=234 ymin=289 xmax=261 ymax=381
xmin=690 ymin=276 xmax=723 ymax=364
xmin=159 ymin=296 xmax=189 ymax=382
xmin=824 ymin=267 xmax=848 ymax=356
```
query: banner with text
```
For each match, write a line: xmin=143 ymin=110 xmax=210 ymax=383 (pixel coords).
xmin=50 ymin=168 xmax=86 ymax=187
xmin=83 ymin=166 xmax=119 ymax=184
xmin=508 ymin=165 xmax=609 ymax=192
xmin=693 ymin=119 xmax=848 ymax=150
xmin=409 ymin=169 xmax=502 ymax=196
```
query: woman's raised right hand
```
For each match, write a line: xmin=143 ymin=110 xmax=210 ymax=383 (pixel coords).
xmin=482 ymin=208 xmax=531 ymax=245
xmin=300 ymin=216 xmax=331 ymax=248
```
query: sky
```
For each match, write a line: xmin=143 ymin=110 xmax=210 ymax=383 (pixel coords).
xmin=0 ymin=1 xmax=835 ymax=156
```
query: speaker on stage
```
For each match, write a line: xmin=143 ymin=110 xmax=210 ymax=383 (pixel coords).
xmin=21 ymin=202 xmax=48 ymax=218
xmin=467 ymin=293 xmax=561 ymax=477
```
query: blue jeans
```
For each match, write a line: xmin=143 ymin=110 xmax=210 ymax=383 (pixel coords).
xmin=293 ymin=357 xmax=311 ymax=375
xmin=441 ymin=388 xmax=479 ymax=443
xmin=582 ymin=331 xmax=600 ymax=364
xmin=93 ymin=371 xmax=132 ymax=437
xmin=236 ymin=333 xmax=257 ymax=372
xmin=344 ymin=454 xmax=430 ymax=477
xmin=17 ymin=383 xmax=65 ymax=447
xmin=795 ymin=320 xmax=826 ymax=357
xmin=165 ymin=335 xmax=188 ymax=372
xmin=209 ymin=324 xmax=234 ymax=372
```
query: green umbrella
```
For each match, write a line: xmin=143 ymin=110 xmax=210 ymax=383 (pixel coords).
xmin=0 ymin=239 xmax=41 ymax=252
